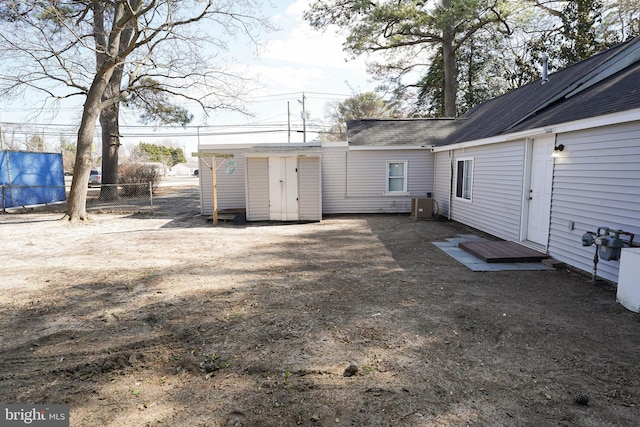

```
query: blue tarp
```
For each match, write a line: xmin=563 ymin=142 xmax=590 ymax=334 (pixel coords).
xmin=0 ymin=150 xmax=66 ymax=209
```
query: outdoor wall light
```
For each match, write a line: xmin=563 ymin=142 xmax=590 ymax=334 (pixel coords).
xmin=552 ymin=144 xmax=565 ymax=158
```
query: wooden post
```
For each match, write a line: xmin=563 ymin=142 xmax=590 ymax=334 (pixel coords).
xmin=192 ymin=152 xmax=234 ymax=226
xmin=212 ymin=158 xmax=218 ymax=225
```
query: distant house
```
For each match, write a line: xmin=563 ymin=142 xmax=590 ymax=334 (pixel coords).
xmin=140 ymin=161 xmax=169 ymax=176
xmin=171 ymin=159 xmax=199 ymax=176
xmin=431 ymin=36 xmax=640 ymax=283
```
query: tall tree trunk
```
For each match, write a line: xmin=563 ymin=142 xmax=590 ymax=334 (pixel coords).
xmin=66 ymin=105 xmax=101 ymax=221
xmin=66 ymin=72 xmax=116 ymax=220
xmin=98 ymin=25 xmax=131 ymax=202
xmin=442 ymin=0 xmax=457 ymax=117
xmin=99 ymin=102 xmax=120 ymax=201
xmin=442 ymin=38 xmax=457 ymax=117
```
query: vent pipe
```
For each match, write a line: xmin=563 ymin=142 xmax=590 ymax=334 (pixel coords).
xmin=541 ymin=53 xmax=549 ymax=85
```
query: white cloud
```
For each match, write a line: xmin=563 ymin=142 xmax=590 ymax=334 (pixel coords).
xmin=261 ymin=27 xmax=351 ymax=69
xmin=253 ymin=64 xmax=330 ymax=93
xmin=258 ymin=0 xmax=369 ymax=80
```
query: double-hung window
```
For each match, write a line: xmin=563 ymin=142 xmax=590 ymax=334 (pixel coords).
xmin=386 ymin=161 xmax=408 ymax=194
xmin=456 ymin=158 xmax=473 ymax=201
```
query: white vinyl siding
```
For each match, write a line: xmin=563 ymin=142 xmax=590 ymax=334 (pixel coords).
xmin=322 ymin=146 xmax=434 ymax=214
xmin=298 ymin=157 xmax=322 ymax=221
xmin=246 ymin=157 xmax=269 ymax=221
xmin=199 ymin=150 xmax=246 ymax=215
xmin=433 ymin=151 xmax=452 ymax=217
xmin=448 ymin=141 xmax=526 ymax=241
xmin=548 ymin=122 xmax=640 ymax=283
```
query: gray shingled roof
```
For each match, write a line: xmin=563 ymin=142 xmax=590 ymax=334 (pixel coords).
xmin=346 ymin=118 xmax=459 ymax=146
xmin=439 ymin=37 xmax=640 ymax=146
xmin=345 ymin=38 xmax=640 ymax=148
xmin=509 ymin=59 xmax=640 ymax=133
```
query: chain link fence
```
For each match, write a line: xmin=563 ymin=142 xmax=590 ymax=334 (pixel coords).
xmin=2 ymin=182 xmax=155 ymax=214
xmin=85 ymin=182 xmax=155 ymax=214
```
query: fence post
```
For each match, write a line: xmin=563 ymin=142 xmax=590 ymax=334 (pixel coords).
xmin=149 ymin=181 xmax=153 ymax=214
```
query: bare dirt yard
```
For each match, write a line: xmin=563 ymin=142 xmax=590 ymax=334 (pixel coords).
xmin=1 ymin=186 xmax=639 ymax=426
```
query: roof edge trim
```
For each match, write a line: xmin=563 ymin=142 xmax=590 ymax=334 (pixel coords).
xmin=432 ymin=107 xmax=640 ymax=152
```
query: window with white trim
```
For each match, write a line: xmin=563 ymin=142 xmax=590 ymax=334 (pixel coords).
xmin=455 ymin=158 xmax=473 ymax=200
xmin=386 ymin=161 xmax=407 ymax=194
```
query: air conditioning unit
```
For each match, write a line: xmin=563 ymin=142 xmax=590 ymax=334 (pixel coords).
xmin=617 ymin=247 xmax=640 ymax=313
xmin=411 ymin=198 xmax=434 ymax=219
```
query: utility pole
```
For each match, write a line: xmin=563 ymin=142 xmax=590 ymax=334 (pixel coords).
xmin=287 ymin=101 xmax=291 ymax=143
xmin=302 ymin=92 xmax=306 ymax=143
xmin=299 ymin=92 xmax=307 ymax=143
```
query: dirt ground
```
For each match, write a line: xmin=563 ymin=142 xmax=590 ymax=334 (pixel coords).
xmin=1 ymin=186 xmax=639 ymax=426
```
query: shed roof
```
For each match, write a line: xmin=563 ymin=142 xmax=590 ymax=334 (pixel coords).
xmin=243 ymin=144 xmax=322 ymax=157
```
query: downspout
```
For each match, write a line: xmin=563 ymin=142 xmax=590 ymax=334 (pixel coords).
xmin=448 ymin=150 xmax=454 ymax=220
xmin=547 ymin=133 xmax=558 ymax=250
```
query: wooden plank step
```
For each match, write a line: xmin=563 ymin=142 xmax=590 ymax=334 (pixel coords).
xmin=458 ymin=241 xmax=549 ymax=263
xmin=207 ymin=208 xmax=246 ymax=222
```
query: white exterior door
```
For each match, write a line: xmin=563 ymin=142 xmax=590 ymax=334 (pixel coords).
xmin=526 ymin=136 xmax=554 ymax=246
xmin=268 ymin=157 xmax=299 ymax=221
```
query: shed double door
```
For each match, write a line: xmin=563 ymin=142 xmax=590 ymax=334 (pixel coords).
xmin=268 ymin=157 xmax=299 ymax=221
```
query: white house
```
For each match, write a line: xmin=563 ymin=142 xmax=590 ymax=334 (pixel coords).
xmin=196 ymin=119 xmax=455 ymax=221
xmin=431 ymin=37 xmax=640 ymax=283
xmin=197 ymin=37 xmax=640 ymax=283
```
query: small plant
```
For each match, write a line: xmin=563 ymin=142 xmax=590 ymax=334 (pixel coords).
xmin=282 ymin=369 xmax=292 ymax=387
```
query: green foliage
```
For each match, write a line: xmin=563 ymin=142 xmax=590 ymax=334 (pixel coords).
xmin=393 ymin=30 xmax=507 ymax=117
xmin=58 ymin=136 xmax=76 ymax=172
xmin=57 ymin=136 xmax=75 ymax=153
xmin=415 ymin=49 xmax=446 ymax=117
xmin=125 ymin=78 xmax=194 ymax=126
xmin=136 ymin=142 xmax=186 ymax=166
xmin=306 ymin=0 xmax=512 ymax=117
xmin=307 ymin=0 xmax=638 ymax=116
xmin=500 ymin=0 xmax=616 ymax=89
xmin=560 ymin=0 xmax=607 ymax=63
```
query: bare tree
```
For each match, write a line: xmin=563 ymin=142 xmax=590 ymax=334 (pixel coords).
xmin=0 ymin=1 xmax=271 ymax=220
xmin=25 ymin=134 xmax=46 ymax=152
xmin=322 ymin=92 xmax=399 ymax=141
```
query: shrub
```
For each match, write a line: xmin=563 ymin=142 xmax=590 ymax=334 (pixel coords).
xmin=118 ymin=163 xmax=161 ymax=196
